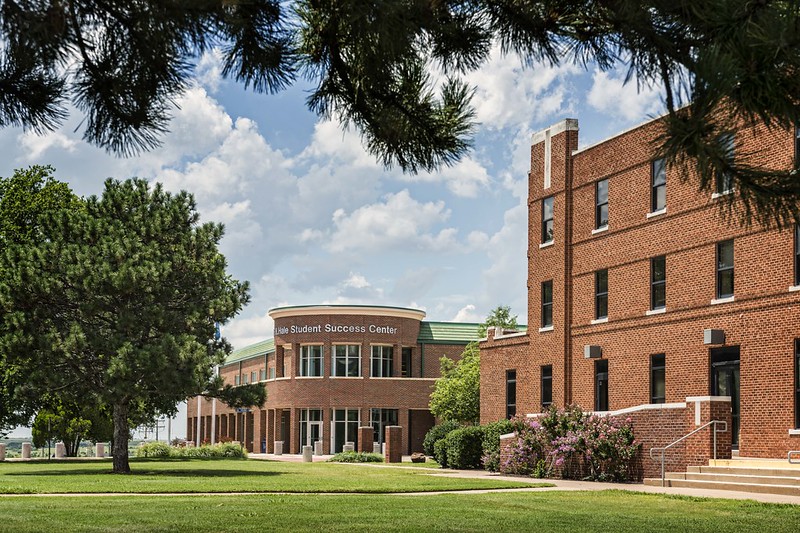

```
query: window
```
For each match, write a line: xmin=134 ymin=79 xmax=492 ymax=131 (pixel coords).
xmin=401 ymin=347 xmax=412 ymax=377
xmin=242 ymin=373 xmax=248 ymax=384
xmin=650 ymin=354 xmax=665 ymax=404
xmin=716 ymin=240 xmax=734 ymax=299
xmin=795 ymin=340 xmax=800 ymax=428
xmin=299 ymin=408 xmax=323 ymax=447
xmin=716 ymin=133 xmax=735 ymax=194
xmin=542 ymin=196 xmax=554 ymax=243
xmin=370 ymin=408 xmax=398 ymax=445
xmin=371 ymin=345 xmax=394 ymax=377
xmin=300 ymin=345 xmax=323 ymax=377
xmin=595 ymin=179 xmax=608 ymax=229
xmin=234 ymin=374 xmax=240 ymax=386
xmin=332 ymin=409 xmax=360 ymax=453
xmin=541 ymin=365 xmax=553 ymax=409
xmin=506 ymin=370 xmax=517 ymax=419
xmin=251 ymin=371 xmax=257 ymax=383
xmin=795 ymin=224 xmax=800 ymax=286
xmin=651 ymin=158 xmax=666 ymax=212
xmin=651 ymin=256 xmax=666 ymax=310
xmin=595 ymin=359 xmax=609 ymax=411
xmin=595 ymin=269 xmax=608 ymax=320
xmin=541 ymin=280 xmax=553 ymax=328
xmin=268 ymin=367 xmax=276 ymax=379
xmin=333 ymin=344 xmax=361 ymax=377
xmin=259 ymin=368 xmax=266 ymax=381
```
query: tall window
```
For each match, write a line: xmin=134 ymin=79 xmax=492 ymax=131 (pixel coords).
xmin=251 ymin=371 xmax=257 ymax=383
xmin=595 ymin=179 xmax=609 ymax=228
xmin=268 ymin=367 xmax=275 ymax=379
xmin=333 ymin=344 xmax=360 ymax=377
xmin=595 ymin=269 xmax=608 ymax=319
xmin=541 ymin=280 xmax=553 ymax=328
xmin=401 ymin=347 xmax=412 ymax=377
xmin=370 ymin=408 xmax=398 ymax=445
xmin=716 ymin=133 xmax=735 ymax=193
xmin=542 ymin=196 xmax=554 ymax=243
xmin=650 ymin=353 xmax=666 ymax=404
xmin=716 ymin=240 xmax=734 ymax=299
xmin=371 ymin=345 xmax=394 ymax=377
xmin=259 ymin=368 xmax=266 ymax=381
xmin=795 ymin=224 xmax=800 ymax=286
xmin=506 ymin=370 xmax=517 ymax=419
xmin=541 ymin=365 xmax=553 ymax=410
xmin=595 ymin=359 xmax=609 ymax=411
xmin=332 ymin=409 xmax=360 ymax=453
xmin=651 ymin=256 xmax=666 ymax=310
xmin=651 ymin=158 xmax=667 ymax=212
xmin=300 ymin=345 xmax=323 ymax=377
xmin=795 ymin=340 xmax=800 ymax=429
xmin=234 ymin=374 xmax=240 ymax=386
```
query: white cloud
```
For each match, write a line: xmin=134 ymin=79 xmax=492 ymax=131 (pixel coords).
xmin=325 ymin=190 xmax=460 ymax=253
xmin=195 ymin=49 xmax=224 ymax=94
xmin=408 ymin=156 xmax=492 ymax=198
xmin=18 ymin=130 xmax=77 ymax=160
xmin=587 ymin=68 xmax=663 ymax=122
xmin=452 ymin=304 xmax=482 ymax=323
xmin=222 ymin=312 xmax=273 ymax=350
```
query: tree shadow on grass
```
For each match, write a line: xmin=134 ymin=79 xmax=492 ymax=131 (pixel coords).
xmin=5 ymin=469 xmax=280 ymax=478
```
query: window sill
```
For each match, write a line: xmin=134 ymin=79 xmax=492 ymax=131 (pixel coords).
xmin=330 ymin=376 xmax=364 ymax=379
xmin=646 ymin=307 xmax=666 ymax=316
xmin=296 ymin=376 xmax=324 ymax=379
xmin=711 ymin=189 xmax=735 ymax=200
xmin=539 ymin=240 xmax=554 ymax=249
xmin=710 ymin=296 xmax=735 ymax=305
xmin=789 ymin=429 xmax=800 ymax=436
xmin=538 ymin=325 xmax=554 ymax=333
xmin=789 ymin=285 xmax=800 ymax=292
xmin=646 ymin=208 xmax=667 ymax=219
xmin=590 ymin=317 xmax=608 ymax=325
xmin=591 ymin=225 xmax=608 ymax=235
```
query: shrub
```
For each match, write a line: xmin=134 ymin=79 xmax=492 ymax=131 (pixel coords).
xmin=136 ymin=441 xmax=171 ymax=458
xmin=433 ymin=438 xmax=449 ymax=468
xmin=444 ymin=426 xmax=485 ymax=469
xmin=423 ymin=420 xmax=461 ymax=456
xmin=481 ymin=419 xmax=515 ymax=472
xmin=327 ymin=451 xmax=384 ymax=463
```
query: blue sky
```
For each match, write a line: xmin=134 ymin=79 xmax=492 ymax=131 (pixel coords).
xmin=1 ymin=48 xmax=664 ymax=352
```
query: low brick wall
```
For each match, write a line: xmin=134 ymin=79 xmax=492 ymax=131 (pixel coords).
xmin=499 ymin=396 xmax=732 ymax=481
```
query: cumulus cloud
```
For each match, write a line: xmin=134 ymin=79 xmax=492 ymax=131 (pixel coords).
xmin=587 ymin=67 xmax=663 ymax=122
xmin=452 ymin=304 xmax=482 ymax=323
xmin=18 ymin=130 xmax=78 ymax=160
xmin=222 ymin=312 xmax=274 ymax=349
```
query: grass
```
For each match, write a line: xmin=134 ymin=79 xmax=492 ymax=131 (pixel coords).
xmin=0 ymin=458 xmax=538 ymax=494
xmin=1 ymin=491 xmax=799 ymax=532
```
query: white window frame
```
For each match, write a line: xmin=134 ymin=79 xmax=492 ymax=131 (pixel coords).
xmin=299 ymin=344 xmax=324 ymax=377
xmin=332 ymin=344 xmax=361 ymax=377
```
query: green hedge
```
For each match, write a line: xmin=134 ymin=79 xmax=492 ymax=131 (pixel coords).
xmin=136 ymin=442 xmax=247 ymax=459
xmin=423 ymin=420 xmax=461 ymax=456
xmin=327 ymin=451 xmax=384 ymax=463
xmin=444 ymin=426 xmax=485 ymax=469
xmin=433 ymin=438 xmax=449 ymax=468
xmin=482 ymin=419 xmax=515 ymax=472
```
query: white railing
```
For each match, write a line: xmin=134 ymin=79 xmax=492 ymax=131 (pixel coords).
xmin=649 ymin=420 xmax=728 ymax=487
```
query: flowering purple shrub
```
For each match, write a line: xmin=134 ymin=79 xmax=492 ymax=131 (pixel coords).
xmin=499 ymin=406 xmax=640 ymax=482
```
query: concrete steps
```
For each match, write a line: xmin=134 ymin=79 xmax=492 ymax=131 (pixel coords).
xmin=643 ymin=459 xmax=800 ymax=496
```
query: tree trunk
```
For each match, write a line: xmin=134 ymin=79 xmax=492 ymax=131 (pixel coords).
xmin=112 ymin=401 xmax=131 ymax=474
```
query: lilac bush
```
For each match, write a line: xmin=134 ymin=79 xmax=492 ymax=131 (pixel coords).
xmin=499 ymin=406 xmax=640 ymax=482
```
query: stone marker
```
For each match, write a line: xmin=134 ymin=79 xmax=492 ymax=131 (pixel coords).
xmin=55 ymin=442 xmax=66 ymax=458
xmin=21 ymin=442 xmax=31 ymax=459
xmin=0 ymin=443 xmax=6 ymax=461
xmin=343 ymin=442 xmax=354 ymax=452
xmin=302 ymin=445 xmax=313 ymax=462
xmin=372 ymin=442 xmax=381 ymax=455
xmin=95 ymin=442 xmax=105 ymax=458
xmin=274 ymin=441 xmax=283 ymax=455
xmin=314 ymin=440 xmax=323 ymax=456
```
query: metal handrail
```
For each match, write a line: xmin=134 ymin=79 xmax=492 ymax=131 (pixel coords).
xmin=649 ymin=420 xmax=728 ymax=487
xmin=789 ymin=451 xmax=800 ymax=464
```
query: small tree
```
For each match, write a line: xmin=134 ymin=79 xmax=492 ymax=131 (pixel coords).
xmin=477 ymin=305 xmax=518 ymax=337
xmin=429 ymin=342 xmax=480 ymax=425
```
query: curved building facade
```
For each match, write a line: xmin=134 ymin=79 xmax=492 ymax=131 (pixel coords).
xmin=188 ymin=305 xmax=481 ymax=455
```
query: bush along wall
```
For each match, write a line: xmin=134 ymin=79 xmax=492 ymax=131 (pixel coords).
xmin=500 ymin=406 xmax=640 ymax=482
xmin=136 ymin=442 xmax=247 ymax=459
xmin=481 ymin=419 xmax=514 ymax=472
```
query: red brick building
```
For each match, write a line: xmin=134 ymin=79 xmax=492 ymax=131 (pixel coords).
xmin=481 ymin=117 xmax=800 ymax=458
xmin=188 ymin=305 xmax=479 ymax=455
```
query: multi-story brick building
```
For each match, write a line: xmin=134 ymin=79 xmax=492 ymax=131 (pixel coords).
xmin=481 ymin=117 xmax=800 ymax=458
xmin=188 ymin=305 xmax=479 ymax=455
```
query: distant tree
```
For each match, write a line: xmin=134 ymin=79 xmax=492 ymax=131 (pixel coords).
xmin=0 ymin=178 xmax=251 ymax=473
xmin=477 ymin=305 xmax=518 ymax=338
xmin=1 ymin=3 xmax=799 ymax=224
xmin=31 ymin=398 xmax=114 ymax=457
xmin=429 ymin=342 xmax=480 ymax=425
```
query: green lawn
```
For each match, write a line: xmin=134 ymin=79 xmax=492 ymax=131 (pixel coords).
xmin=0 ymin=458 xmax=536 ymax=494
xmin=1 ymin=491 xmax=799 ymax=532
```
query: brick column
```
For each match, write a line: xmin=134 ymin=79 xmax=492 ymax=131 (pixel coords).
xmin=267 ymin=409 xmax=275 ymax=453
xmin=684 ymin=396 xmax=733 ymax=466
xmin=385 ymin=426 xmax=402 ymax=463
xmin=253 ymin=409 xmax=264 ymax=453
xmin=290 ymin=409 xmax=299 ymax=454
xmin=276 ymin=345 xmax=285 ymax=377
xmin=358 ymin=426 xmax=373 ymax=453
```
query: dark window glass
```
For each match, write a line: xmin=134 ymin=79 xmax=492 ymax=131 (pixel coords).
xmin=651 ymin=159 xmax=666 ymax=212
xmin=334 ymin=345 xmax=360 ymax=377
xmin=595 ymin=359 xmax=609 ymax=411
xmin=651 ymin=353 xmax=666 ymax=404
xmin=651 ymin=256 xmax=666 ymax=310
xmin=369 ymin=408 xmax=398 ymax=444
xmin=541 ymin=280 xmax=553 ymax=328
xmin=795 ymin=340 xmax=800 ymax=429
xmin=371 ymin=346 xmax=394 ymax=377
xmin=716 ymin=240 xmax=734 ymax=299
xmin=300 ymin=345 xmax=323 ymax=377
xmin=542 ymin=196 xmax=554 ymax=243
xmin=716 ymin=133 xmax=735 ymax=193
xmin=795 ymin=225 xmax=800 ymax=286
xmin=595 ymin=269 xmax=608 ymax=319
xmin=401 ymin=347 xmax=412 ymax=377
xmin=541 ymin=365 xmax=553 ymax=409
xmin=506 ymin=370 xmax=517 ymax=419
xmin=595 ymin=179 xmax=608 ymax=228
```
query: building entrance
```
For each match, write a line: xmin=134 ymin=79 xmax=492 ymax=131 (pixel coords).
xmin=710 ymin=346 xmax=740 ymax=448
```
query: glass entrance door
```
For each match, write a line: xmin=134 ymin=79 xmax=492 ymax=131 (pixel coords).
xmin=710 ymin=346 xmax=740 ymax=448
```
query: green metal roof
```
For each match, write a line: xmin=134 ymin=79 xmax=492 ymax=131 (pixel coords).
xmin=223 ymin=338 xmax=275 ymax=366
